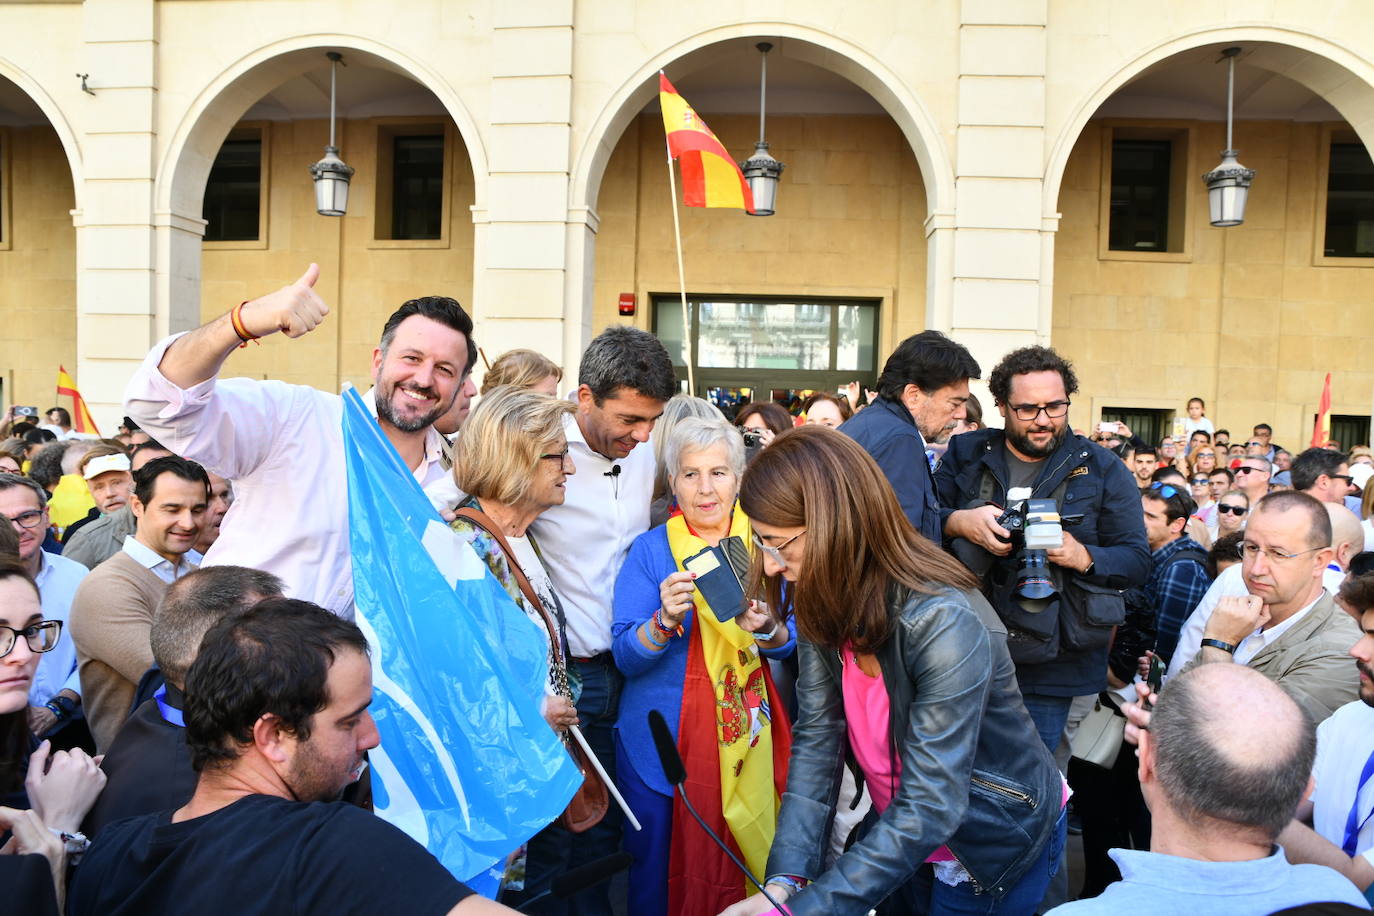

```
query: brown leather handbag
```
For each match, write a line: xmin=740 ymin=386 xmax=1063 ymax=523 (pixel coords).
xmin=454 ymin=508 xmax=609 ymax=833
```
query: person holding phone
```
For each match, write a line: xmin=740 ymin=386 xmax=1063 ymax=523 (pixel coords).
xmin=720 ymin=426 xmax=1065 ymax=916
xmin=612 ymin=417 xmax=795 ymax=916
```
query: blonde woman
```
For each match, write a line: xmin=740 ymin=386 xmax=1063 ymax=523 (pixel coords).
xmin=481 ymin=349 xmax=562 ymax=397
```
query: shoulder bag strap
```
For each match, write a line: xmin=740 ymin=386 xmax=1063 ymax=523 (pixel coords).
xmin=454 ymin=507 xmax=563 ymax=667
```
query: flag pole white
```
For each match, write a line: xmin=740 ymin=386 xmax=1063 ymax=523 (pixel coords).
xmin=568 ymin=724 xmax=642 ymax=831
xmin=662 ymin=74 xmax=696 ymax=397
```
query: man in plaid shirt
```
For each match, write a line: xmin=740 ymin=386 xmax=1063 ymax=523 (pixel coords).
xmin=1141 ymin=482 xmax=1211 ymax=664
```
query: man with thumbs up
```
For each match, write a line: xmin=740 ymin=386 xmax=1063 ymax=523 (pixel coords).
xmin=123 ymin=265 xmax=478 ymax=618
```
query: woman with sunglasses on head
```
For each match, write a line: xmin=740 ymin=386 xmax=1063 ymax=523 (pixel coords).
xmin=719 ymin=426 xmax=1065 ymax=916
xmin=0 ymin=553 xmax=106 ymax=915
xmin=613 ymin=416 xmax=794 ymax=916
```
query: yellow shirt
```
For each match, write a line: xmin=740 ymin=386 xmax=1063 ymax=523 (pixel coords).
xmin=48 ymin=473 xmax=96 ymax=530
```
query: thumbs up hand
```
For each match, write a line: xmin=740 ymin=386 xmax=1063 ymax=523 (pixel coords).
xmin=238 ymin=263 xmax=330 ymax=340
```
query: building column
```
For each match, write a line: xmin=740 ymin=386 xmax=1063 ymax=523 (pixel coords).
xmin=72 ymin=0 xmax=162 ymax=427
xmin=473 ymin=0 xmax=578 ymax=374
xmin=951 ymin=0 xmax=1053 ymax=380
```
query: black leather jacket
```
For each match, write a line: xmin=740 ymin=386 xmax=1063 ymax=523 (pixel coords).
xmin=764 ymin=586 xmax=1061 ymax=914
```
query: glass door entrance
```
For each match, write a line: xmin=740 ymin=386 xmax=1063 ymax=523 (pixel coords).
xmin=653 ymin=295 xmax=880 ymax=420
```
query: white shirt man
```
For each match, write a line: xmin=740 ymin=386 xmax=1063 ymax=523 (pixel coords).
xmin=124 ymin=267 xmax=475 ymax=617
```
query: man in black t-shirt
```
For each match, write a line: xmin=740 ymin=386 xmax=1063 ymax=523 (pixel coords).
xmin=68 ymin=598 xmax=512 ymax=916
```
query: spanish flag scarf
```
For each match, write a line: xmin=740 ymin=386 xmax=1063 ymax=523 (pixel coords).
xmin=665 ymin=508 xmax=791 ymax=916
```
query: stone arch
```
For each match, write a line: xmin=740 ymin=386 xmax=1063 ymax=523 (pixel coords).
xmin=156 ymin=34 xmax=487 ymax=219
xmin=570 ymin=26 xmax=953 ymax=221
xmin=1044 ymin=26 xmax=1374 ymax=214
xmin=0 ymin=55 xmax=83 ymax=206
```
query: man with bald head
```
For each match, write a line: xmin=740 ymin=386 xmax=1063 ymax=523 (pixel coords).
xmin=1049 ymin=664 xmax=1365 ymax=913
xmin=1184 ymin=491 xmax=1359 ymax=724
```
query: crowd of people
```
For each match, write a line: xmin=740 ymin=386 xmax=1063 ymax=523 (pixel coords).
xmin=2 ymin=264 xmax=1374 ymax=915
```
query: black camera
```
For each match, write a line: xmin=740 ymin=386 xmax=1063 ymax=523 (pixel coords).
xmin=996 ymin=493 xmax=1082 ymax=614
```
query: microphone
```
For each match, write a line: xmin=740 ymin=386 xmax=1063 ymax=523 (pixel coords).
xmin=603 ymin=465 xmax=622 ymax=478
xmin=514 ymin=852 xmax=633 ymax=912
xmin=604 ymin=463 xmax=621 ymax=497
xmin=647 ymin=710 xmax=786 ymax=912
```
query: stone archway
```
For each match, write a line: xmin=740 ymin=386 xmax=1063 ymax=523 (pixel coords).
xmin=154 ymin=35 xmax=489 ymax=340
xmin=563 ymin=27 xmax=954 ymax=380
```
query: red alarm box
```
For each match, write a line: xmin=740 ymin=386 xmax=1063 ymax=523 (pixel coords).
xmin=618 ymin=293 xmax=636 ymax=316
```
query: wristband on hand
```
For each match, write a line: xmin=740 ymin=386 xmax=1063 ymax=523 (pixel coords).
xmin=1201 ymin=637 xmax=1238 ymax=654
xmin=229 ymin=301 xmax=260 ymax=349
xmin=753 ymin=623 xmax=780 ymax=642
xmin=653 ymin=608 xmax=679 ymax=638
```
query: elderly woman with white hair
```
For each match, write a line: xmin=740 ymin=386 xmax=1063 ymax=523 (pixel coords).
xmin=612 ymin=416 xmax=795 ymax=916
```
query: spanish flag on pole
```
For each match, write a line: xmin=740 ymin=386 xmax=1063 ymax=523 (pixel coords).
xmin=56 ymin=366 xmax=100 ymax=436
xmin=1311 ymin=372 xmax=1332 ymax=448
xmin=659 ymin=74 xmax=755 ymax=212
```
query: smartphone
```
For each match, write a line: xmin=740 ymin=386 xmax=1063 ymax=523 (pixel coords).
xmin=1096 ymin=422 xmax=1115 ymax=435
xmin=1143 ymin=653 xmax=1166 ymax=711
xmin=13 ymin=406 xmax=37 ymax=418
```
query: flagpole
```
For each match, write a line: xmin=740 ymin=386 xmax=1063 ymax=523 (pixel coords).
xmin=662 ymin=88 xmax=696 ymax=397
xmin=568 ymin=724 xmax=642 ymax=831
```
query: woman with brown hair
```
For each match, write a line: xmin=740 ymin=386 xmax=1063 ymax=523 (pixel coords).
xmin=720 ymin=426 xmax=1065 ymax=916
xmin=798 ymin=391 xmax=851 ymax=429
xmin=733 ymin=401 xmax=792 ymax=449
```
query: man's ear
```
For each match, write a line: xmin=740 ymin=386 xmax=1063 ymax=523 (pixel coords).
xmin=129 ymin=494 xmax=145 ymax=522
xmin=252 ymin=713 xmax=292 ymax=765
xmin=900 ymin=383 xmax=923 ymax=411
xmin=1137 ymin=728 xmax=1155 ymax=786
xmin=370 ymin=347 xmax=384 ymax=384
xmin=575 ymin=384 xmax=594 ymax=414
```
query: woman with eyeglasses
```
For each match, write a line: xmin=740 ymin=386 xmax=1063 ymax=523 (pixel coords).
xmin=1217 ymin=491 xmax=1251 ymax=538
xmin=719 ymin=426 xmax=1064 ymax=916
xmin=613 ymin=416 xmax=794 ymax=916
xmin=0 ymin=554 xmax=106 ymax=914
xmin=450 ymin=386 xmax=580 ymax=735
xmin=448 ymin=386 xmax=587 ymax=904
xmin=1190 ymin=472 xmax=1217 ymax=533
xmin=1188 ymin=446 xmax=1218 ymax=477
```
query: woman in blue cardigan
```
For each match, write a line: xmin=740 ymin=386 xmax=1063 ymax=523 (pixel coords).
xmin=612 ymin=416 xmax=796 ymax=916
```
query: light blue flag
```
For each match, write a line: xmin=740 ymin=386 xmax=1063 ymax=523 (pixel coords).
xmin=341 ymin=386 xmax=580 ymax=893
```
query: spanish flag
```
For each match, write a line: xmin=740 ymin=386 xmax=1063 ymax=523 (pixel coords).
xmin=56 ymin=366 xmax=100 ymax=435
xmin=1311 ymin=372 xmax=1332 ymax=448
xmin=659 ymin=74 xmax=755 ymax=212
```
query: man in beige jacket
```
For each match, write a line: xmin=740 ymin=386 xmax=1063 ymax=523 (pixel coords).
xmin=1186 ymin=489 xmax=1359 ymax=725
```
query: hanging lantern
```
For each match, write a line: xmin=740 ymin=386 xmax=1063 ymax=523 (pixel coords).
xmin=309 ymin=52 xmax=355 ymax=217
xmin=1201 ymin=47 xmax=1256 ymax=228
xmin=741 ymin=42 xmax=785 ymax=216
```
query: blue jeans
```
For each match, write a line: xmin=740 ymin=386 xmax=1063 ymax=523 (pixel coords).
xmin=512 ymin=655 xmax=624 ymax=915
xmin=1020 ymin=693 xmax=1074 ymax=756
xmin=904 ymin=808 xmax=1068 ymax=915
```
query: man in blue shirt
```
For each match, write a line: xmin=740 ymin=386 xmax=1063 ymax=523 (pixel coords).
xmin=1049 ymin=663 xmax=1364 ymax=913
xmin=837 ymin=330 xmax=980 ymax=543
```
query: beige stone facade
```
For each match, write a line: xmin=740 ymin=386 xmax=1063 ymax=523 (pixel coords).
xmin=1 ymin=0 xmax=1372 ymax=446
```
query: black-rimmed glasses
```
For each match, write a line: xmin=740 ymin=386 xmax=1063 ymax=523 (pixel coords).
xmin=0 ymin=620 xmax=62 ymax=658
xmin=1008 ymin=400 xmax=1070 ymax=422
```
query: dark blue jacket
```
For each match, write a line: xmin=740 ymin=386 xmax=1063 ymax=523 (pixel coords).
xmin=932 ymin=428 xmax=1150 ymax=696
xmin=837 ymin=397 xmax=941 ymax=543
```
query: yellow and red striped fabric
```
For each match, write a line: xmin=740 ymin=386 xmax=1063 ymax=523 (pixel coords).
xmin=56 ymin=366 xmax=100 ymax=435
xmin=659 ymin=73 xmax=755 ymax=213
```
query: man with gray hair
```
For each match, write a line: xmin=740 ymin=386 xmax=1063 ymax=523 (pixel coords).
xmin=1049 ymin=664 xmax=1365 ymax=913
xmin=527 ymin=325 xmax=676 ymax=914
xmin=82 ymin=564 xmax=284 ymax=836
xmin=1234 ymin=454 xmax=1273 ymax=505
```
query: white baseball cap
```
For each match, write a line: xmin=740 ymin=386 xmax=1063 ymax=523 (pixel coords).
xmin=83 ymin=453 xmax=131 ymax=480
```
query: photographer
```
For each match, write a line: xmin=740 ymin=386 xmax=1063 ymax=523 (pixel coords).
xmin=934 ymin=346 xmax=1149 ymax=752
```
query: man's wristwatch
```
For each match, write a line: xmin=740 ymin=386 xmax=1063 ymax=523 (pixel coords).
xmin=49 ymin=828 xmax=90 ymax=865
xmin=44 ymin=694 xmax=77 ymax=723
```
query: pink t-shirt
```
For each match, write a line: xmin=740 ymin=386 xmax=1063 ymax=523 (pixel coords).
xmin=841 ymin=647 xmax=955 ymax=863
